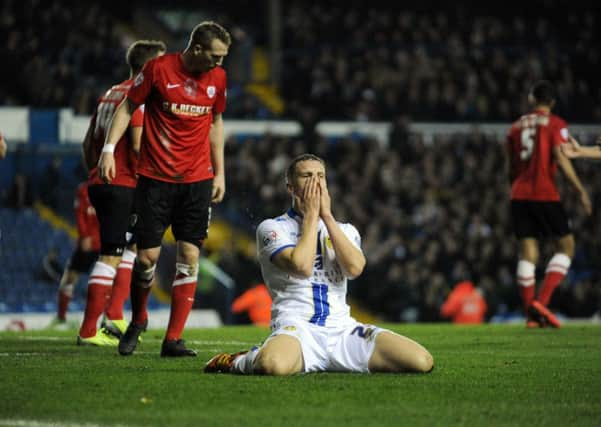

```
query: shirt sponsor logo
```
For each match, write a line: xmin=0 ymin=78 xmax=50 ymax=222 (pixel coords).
xmin=162 ymin=102 xmax=212 ymax=116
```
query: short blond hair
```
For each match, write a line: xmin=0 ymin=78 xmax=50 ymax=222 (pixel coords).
xmin=189 ymin=21 xmax=231 ymax=49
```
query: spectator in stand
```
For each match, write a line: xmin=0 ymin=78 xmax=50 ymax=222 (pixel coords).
xmin=440 ymin=280 xmax=487 ymax=324
xmin=231 ymin=283 xmax=272 ymax=326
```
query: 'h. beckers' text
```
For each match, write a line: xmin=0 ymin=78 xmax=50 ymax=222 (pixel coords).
xmin=163 ymin=102 xmax=212 ymax=116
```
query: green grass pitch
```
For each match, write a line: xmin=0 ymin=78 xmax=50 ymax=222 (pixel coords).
xmin=1 ymin=324 xmax=600 ymax=427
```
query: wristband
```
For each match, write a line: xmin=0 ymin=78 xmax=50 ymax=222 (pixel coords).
xmin=102 ymin=144 xmax=116 ymax=154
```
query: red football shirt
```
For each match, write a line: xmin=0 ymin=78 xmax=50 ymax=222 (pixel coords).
xmin=507 ymin=109 xmax=568 ymax=201
xmin=88 ymin=79 xmax=144 ymax=188
xmin=127 ymin=53 xmax=227 ymax=183
xmin=75 ymin=182 xmax=101 ymax=252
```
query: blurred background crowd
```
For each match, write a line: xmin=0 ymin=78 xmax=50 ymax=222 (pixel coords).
xmin=1 ymin=0 xmax=599 ymax=122
xmin=1 ymin=0 xmax=600 ymax=323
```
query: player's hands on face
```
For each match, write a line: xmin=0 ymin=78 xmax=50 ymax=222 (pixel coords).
xmin=212 ymin=173 xmax=225 ymax=203
xmin=98 ymin=152 xmax=116 ymax=184
xmin=318 ymin=177 xmax=332 ymax=219
xmin=296 ymin=176 xmax=320 ymax=218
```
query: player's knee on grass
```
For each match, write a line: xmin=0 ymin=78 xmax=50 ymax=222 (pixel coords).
xmin=369 ymin=331 xmax=434 ymax=374
xmin=253 ymin=335 xmax=303 ymax=375
xmin=254 ymin=351 xmax=300 ymax=376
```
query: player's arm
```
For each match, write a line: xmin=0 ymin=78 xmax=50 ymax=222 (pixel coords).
xmin=210 ymin=113 xmax=226 ymax=203
xmin=561 ymin=135 xmax=601 ymax=159
xmin=97 ymin=99 xmax=138 ymax=183
xmin=272 ymin=215 xmax=320 ymax=278
xmin=130 ymin=125 xmax=143 ymax=154
xmin=81 ymin=122 xmax=95 ymax=170
xmin=319 ymin=181 xmax=365 ymax=278
xmin=129 ymin=105 xmax=144 ymax=154
xmin=322 ymin=217 xmax=366 ymax=279
xmin=554 ymin=146 xmax=592 ymax=215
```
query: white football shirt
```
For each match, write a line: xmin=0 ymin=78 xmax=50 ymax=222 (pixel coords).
xmin=256 ymin=208 xmax=362 ymax=327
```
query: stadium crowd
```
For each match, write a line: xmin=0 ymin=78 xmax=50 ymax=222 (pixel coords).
xmin=280 ymin=2 xmax=601 ymax=122
xmin=0 ymin=0 xmax=131 ymax=113
xmin=1 ymin=1 xmax=600 ymax=123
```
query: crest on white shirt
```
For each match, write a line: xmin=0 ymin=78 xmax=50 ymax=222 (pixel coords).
xmin=263 ymin=230 xmax=279 ymax=246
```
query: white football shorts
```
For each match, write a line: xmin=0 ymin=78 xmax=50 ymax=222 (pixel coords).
xmin=267 ymin=317 xmax=388 ymax=373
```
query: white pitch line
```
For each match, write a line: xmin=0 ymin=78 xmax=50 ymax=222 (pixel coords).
xmin=186 ymin=340 xmax=256 ymax=346
xmin=1 ymin=335 xmax=257 ymax=347
xmin=0 ymin=336 xmax=72 ymax=341
xmin=0 ymin=419 xmax=134 ymax=427
xmin=0 ymin=353 xmax=51 ymax=357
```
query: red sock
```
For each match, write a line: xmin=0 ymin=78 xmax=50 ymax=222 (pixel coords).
xmin=79 ymin=262 xmax=116 ymax=338
xmin=79 ymin=284 xmax=112 ymax=337
xmin=106 ymin=256 xmax=135 ymax=320
xmin=538 ymin=254 xmax=570 ymax=306
xmin=165 ymin=281 xmax=197 ymax=341
xmin=131 ymin=282 xmax=152 ymax=326
xmin=538 ymin=272 xmax=565 ymax=306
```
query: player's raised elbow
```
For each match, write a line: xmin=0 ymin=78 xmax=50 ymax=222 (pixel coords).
xmin=295 ymin=263 xmax=314 ymax=279
xmin=344 ymin=258 xmax=366 ymax=279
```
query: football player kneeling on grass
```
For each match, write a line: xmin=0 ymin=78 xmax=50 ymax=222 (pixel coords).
xmin=205 ymin=154 xmax=434 ymax=375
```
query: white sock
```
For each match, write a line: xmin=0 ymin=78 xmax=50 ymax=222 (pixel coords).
xmin=517 ymin=260 xmax=536 ymax=287
xmin=232 ymin=346 xmax=260 ymax=374
xmin=545 ymin=253 xmax=571 ymax=274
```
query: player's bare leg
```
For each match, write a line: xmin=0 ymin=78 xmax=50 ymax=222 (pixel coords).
xmin=368 ymin=331 xmax=433 ymax=373
xmin=161 ymin=241 xmax=200 ymax=357
xmin=518 ymin=238 xmax=539 ymax=264
xmin=253 ymin=335 xmax=304 ymax=375
xmin=555 ymin=234 xmax=575 ymax=258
